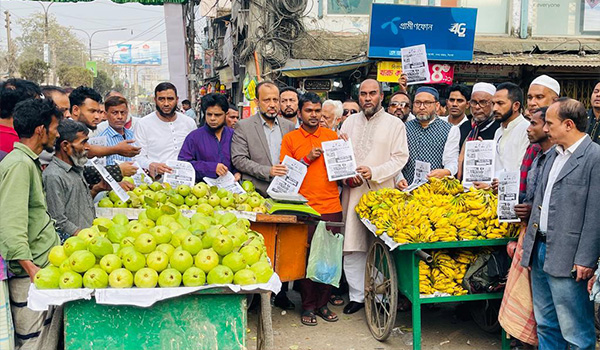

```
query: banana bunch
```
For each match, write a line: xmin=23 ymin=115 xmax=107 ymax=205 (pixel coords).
xmin=356 ymin=177 xmax=520 ymax=244
xmin=419 ymin=250 xmax=479 ymax=296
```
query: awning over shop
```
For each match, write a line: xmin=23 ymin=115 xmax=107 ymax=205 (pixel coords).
xmin=275 ymin=58 xmax=374 ymax=78
xmin=472 ymin=53 xmax=600 ymax=67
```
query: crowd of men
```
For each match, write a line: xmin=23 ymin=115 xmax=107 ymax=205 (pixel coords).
xmin=0 ymin=74 xmax=599 ymax=349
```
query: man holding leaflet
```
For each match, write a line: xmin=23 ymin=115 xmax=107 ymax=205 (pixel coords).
xmin=280 ymin=92 xmax=342 ymax=326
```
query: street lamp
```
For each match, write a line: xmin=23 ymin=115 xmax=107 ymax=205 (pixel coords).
xmin=71 ymin=27 xmax=127 ymax=61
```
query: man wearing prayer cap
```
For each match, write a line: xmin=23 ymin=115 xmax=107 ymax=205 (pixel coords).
xmin=458 ymin=82 xmax=501 ymax=149
xmin=397 ymin=86 xmax=460 ymax=190
xmin=457 ymin=82 xmax=501 ymax=181
xmin=527 ymin=74 xmax=560 ymax=116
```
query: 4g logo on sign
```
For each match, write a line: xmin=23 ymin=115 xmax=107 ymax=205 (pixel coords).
xmin=449 ymin=23 xmax=466 ymax=37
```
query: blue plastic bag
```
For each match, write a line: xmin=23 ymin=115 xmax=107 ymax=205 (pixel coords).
xmin=306 ymin=221 xmax=344 ymax=288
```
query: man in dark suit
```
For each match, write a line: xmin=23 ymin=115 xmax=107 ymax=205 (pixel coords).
xmin=231 ymin=81 xmax=295 ymax=197
xmin=521 ymin=97 xmax=600 ymax=350
xmin=231 ymin=81 xmax=296 ymax=310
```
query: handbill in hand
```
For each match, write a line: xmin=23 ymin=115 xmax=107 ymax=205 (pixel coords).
xmin=401 ymin=44 xmax=430 ymax=85
xmin=163 ymin=160 xmax=195 ymax=188
xmin=203 ymin=171 xmax=245 ymax=195
xmin=321 ymin=139 xmax=358 ymax=181
xmin=497 ymin=171 xmax=521 ymax=223
xmin=266 ymin=155 xmax=307 ymax=194
xmin=463 ymin=140 xmax=495 ymax=188
xmin=89 ymin=157 xmax=130 ymax=202
xmin=403 ymin=160 xmax=431 ymax=192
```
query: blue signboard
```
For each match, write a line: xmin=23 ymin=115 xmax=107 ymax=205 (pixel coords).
xmin=368 ymin=4 xmax=477 ymax=62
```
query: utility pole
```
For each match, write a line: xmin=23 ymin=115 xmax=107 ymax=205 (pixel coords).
xmin=39 ymin=1 xmax=55 ymax=84
xmin=5 ymin=10 xmax=14 ymax=78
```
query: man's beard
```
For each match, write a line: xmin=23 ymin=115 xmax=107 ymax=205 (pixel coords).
xmin=393 ymin=109 xmax=407 ymax=120
xmin=43 ymin=144 xmax=55 ymax=153
xmin=473 ymin=112 xmax=492 ymax=123
xmin=156 ymin=104 xmax=176 ymax=118
xmin=495 ymin=109 xmax=513 ymax=123
xmin=207 ymin=120 xmax=225 ymax=132
xmin=261 ymin=110 xmax=277 ymax=120
xmin=416 ymin=113 xmax=435 ymax=122
xmin=70 ymin=151 xmax=88 ymax=167
xmin=281 ymin=109 xmax=297 ymax=119
xmin=363 ymin=103 xmax=381 ymax=118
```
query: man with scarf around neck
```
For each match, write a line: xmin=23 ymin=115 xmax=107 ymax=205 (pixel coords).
xmin=457 ymin=83 xmax=501 ymax=180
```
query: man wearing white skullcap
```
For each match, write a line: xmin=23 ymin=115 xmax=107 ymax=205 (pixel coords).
xmin=527 ymin=75 xmax=560 ymax=116
xmin=456 ymin=82 xmax=502 ymax=181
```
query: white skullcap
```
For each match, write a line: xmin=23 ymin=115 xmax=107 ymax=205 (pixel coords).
xmin=530 ymin=75 xmax=560 ymax=96
xmin=472 ymin=82 xmax=496 ymax=96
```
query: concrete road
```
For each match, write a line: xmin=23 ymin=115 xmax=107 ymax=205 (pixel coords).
xmin=248 ymin=290 xmax=504 ymax=350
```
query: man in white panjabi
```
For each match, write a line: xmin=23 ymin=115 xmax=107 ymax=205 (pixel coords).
xmin=339 ymin=79 xmax=409 ymax=314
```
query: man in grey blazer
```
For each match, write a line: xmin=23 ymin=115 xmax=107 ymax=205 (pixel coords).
xmin=231 ymin=81 xmax=295 ymax=196
xmin=521 ymin=98 xmax=600 ymax=350
xmin=231 ymin=81 xmax=296 ymax=311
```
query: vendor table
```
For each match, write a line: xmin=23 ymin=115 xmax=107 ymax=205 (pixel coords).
xmin=364 ymin=237 xmax=515 ymax=350
xmin=251 ymin=214 xmax=309 ymax=283
xmin=64 ymin=289 xmax=274 ymax=350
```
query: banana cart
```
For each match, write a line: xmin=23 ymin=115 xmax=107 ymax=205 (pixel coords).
xmin=364 ymin=234 xmax=515 ymax=350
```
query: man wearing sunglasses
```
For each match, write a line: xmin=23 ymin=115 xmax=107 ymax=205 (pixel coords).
xmin=387 ymin=91 xmax=414 ymax=123
xmin=340 ymin=99 xmax=360 ymax=126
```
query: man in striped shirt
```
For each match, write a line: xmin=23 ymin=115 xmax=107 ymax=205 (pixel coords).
xmin=99 ymin=96 xmax=136 ymax=166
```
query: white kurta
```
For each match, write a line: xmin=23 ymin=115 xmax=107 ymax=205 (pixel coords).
xmin=340 ymin=108 xmax=409 ymax=252
xmin=493 ymin=114 xmax=530 ymax=174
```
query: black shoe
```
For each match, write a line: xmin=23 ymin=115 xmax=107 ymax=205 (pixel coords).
xmin=274 ymin=294 xmax=295 ymax=310
xmin=343 ymin=301 xmax=364 ymax=314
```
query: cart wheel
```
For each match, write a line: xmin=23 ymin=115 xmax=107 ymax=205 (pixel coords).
xmin=364 ymin=239 xmax=398 ymax=342
xmin=469 ymin=300 xmax=501 ymax=333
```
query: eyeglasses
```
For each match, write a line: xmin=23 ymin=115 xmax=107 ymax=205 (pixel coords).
xmin=413 ymin=101 xmax=435 ymax=108
xmin=469 ymin=100 xmax=492 ymax=108
xmin=389 ymin=101 xmax=408 ymax=108
xmin=343 ymin=109 xmax=358 ymax=116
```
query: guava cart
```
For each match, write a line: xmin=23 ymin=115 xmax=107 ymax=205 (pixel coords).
xmin=364 ymin=236 xmax=515 ymax=350
xmin=63 ymin=288 xmax=274 ymax=350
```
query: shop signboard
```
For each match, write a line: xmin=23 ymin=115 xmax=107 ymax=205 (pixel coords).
xmin=109 ymin=41 xmax=162 ymax=65
xmin=377 ymin=61 xmax=454 ymax=85
xmin=368 ymin=4 xmax=477 ymax=62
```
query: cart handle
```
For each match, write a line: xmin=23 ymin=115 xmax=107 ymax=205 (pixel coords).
xmin=414 ymin=249 xmax=433 ymax=263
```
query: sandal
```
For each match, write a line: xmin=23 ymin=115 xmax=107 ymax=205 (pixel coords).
xmin=301 ymin=310 xmax=317 ymax=326
xmin=316 ymin=306 xmax=338 ymax=322
xmin=329 ymin=294 xmax=345 ymax=306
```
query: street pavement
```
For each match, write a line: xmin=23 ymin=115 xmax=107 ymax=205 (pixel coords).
xmin=248 ymin=290 xmax=504 ymax=350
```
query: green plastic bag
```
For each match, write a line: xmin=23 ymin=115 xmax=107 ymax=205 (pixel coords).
xmin=306 ymin=221 xmax=344 ymax=288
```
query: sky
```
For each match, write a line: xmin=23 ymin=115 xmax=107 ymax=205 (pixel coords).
xmin=0 ymin=0 xmax=171 ymax=79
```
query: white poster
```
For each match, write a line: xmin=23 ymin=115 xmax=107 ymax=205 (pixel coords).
xmin=403 ymin=160 xmax=431 ymax=192
xmin=163 ymin=160 xmax=195 ymax=188
xmin=463 ymin=140 xmax=495 ymax=188
xmin=203 ymin=171 xmax=245 ymax=195
xmin=89 ymin=157 xmax=129 ymax=202
xmin=322 ymin=139 xmax=358 ymax=181
xmin=401 ymin=44 xmax=430 ymax=85
xmin=86 ymin=136 xmax=107 ymax=167
xmin=266 ymin=156 xmax=307 ymax=194
xmin=116 ymin=160 xmax=151 ymax=187
xmin=497 ymin=171 xmax=521 ymax=223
